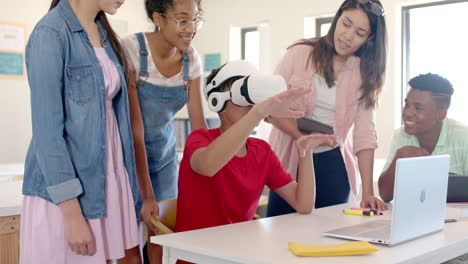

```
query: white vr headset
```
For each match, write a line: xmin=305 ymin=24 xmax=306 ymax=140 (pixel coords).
xmin=204 ymin=60 xmax=287 ymax=112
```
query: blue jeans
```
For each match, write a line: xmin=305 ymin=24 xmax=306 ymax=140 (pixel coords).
xmin=267 ymin=147 xmax=350 ymax=217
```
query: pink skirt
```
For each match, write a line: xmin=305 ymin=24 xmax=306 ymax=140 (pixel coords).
xmin=20 ymin=102 xmax=139 ymax=263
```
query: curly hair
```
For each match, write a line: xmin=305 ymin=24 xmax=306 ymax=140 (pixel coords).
xmin=145 ymin=0 xmax=203 ymax=32
xmin=409 ymin=73 xmax=454 ymax=109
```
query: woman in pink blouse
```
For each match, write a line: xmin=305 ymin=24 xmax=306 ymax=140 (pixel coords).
xmin=267 ymin=0 xmax=388 ymax=216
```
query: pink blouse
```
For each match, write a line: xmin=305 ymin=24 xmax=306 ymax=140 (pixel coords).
xmin=268 ymin=44 xmax=378 ymax=195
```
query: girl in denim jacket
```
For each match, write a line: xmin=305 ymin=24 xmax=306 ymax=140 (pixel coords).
xmin=21 ymin=0 xmax=149 ymax=263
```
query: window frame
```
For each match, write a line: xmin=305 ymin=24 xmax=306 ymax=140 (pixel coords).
xmin=401 ymin=0 xmax=468 ymax=109
xmin=241 ymin=27 xmax=258 ymax=60
xmin=315 ymin=17 xmax=334 ymax=38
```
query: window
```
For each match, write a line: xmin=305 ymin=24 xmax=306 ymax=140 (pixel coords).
xmin=304 ymin=16 xmax=333 ymax=38
xmin=241 ymin=27 xmax=260 ymax=69
xmin=240 ymin=27 xmax=262 ymax=137
xmin=402 ymin=0 xmax=468 ymax=124
xmin=315 ymin=17 xmax=333 ymax=37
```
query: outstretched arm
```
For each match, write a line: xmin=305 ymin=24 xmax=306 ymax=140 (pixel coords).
xmin=358 ymin=149 xmax=388 ymax=210
xmin=127 ymin=68 xmax=159 ymax=232
xmin=190 ymin=88 xmax=309 ymax=176
xmin=274 ymin=134 xmax=337 ymax=213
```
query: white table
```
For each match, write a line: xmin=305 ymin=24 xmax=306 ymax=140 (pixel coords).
xmin=0 ymin=163 xmax=24 ymax=181
xmin=0 ymin=181 xmax=23 ymax=264
xmin=151 ymin=203 xmax=468 ymax=264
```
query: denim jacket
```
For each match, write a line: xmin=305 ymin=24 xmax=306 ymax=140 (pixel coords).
xmin=23 ymin=0 xmax=141 ymax=219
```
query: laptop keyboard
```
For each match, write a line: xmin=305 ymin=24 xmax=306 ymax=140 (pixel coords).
xmin=357 ymin=226 xmax=391 ymax=241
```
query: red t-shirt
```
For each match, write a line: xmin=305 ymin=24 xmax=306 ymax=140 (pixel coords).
xmin=175 ymin=128 xmax=293 ymax=233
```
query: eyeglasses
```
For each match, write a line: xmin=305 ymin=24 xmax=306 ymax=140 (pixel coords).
xmin=357 ymin=0 xmax=385 ymax=16
xmin=160 ymin=13 xmax=205 ymax=31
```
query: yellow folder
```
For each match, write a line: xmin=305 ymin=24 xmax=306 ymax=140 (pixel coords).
xmin=288 ymin=241 xmax=378 ymax=257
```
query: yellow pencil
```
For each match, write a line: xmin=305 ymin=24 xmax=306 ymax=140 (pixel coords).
xmin=343 ymin=209 xmax=374 ymax=216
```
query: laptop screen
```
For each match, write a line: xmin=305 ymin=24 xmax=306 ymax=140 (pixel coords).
xmin=447 ymin=175 xmax=468 ymax=203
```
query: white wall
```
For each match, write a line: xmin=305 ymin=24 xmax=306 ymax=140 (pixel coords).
xmin=0 ymin=0 xmax=445 ymax=163
xmin=0 ymin=0 xmax=152 ymax=163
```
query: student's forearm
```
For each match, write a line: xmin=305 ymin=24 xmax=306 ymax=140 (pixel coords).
xmin=378 ymin=161 xmax=397 ymax=202
xmin=357 ymin=149 xmax=375 ymax=197
xmin=191 ymin=108 xmax=265 ymax=176
xmin=133 ymin=134 xmax=155 ymax=200
xmin=128 ymin=81 xmax=155 ymax=201
xmin=59 ymin=198 xmax=83 ymax=218
xmin=186 ymin=102 xmax=207 ymax=131
xmin=295 ymin=151 xmax=315 ymax=213
xmin=270 ymin=117 xmax=304 ymax=140
xmin=187 ymin=79 xmax=208 ymax=131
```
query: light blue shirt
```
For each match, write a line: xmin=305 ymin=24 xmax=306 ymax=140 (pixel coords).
xmin=22 ymin=0 xmax=140 ymax=219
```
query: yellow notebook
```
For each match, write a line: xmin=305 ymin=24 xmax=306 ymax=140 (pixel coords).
xmin=288 ymin=241 xmax=378 ymax=257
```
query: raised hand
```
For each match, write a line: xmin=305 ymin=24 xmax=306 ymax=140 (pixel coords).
xmin=296 ymin=134 xmax=337 ymax=157
xmin=254 ymin=88 xmax=310 ymax=119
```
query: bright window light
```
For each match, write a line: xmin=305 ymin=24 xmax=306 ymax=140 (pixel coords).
xmin=243 ymin=30 xmax=260 ymax=69
xmin=404 ymin=1 xmax=468 ymax=125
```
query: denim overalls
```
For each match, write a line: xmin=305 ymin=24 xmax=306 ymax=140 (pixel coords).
xmin=135 ymin=33 xmax=189 ymax=201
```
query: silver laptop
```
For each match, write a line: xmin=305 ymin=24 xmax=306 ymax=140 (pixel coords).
xmin=323 ymin=155 xmax=450 ymax=246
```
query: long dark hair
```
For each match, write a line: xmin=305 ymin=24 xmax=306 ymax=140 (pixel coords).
xmin=145 ymin=0 xmax=203 ymax=32
xmin=293 ymin=0 xmax=387 ymax=109
xmin=49 ymin=0 xmax=128 ymax=71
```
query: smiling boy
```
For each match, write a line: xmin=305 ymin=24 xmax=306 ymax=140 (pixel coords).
xmin=378 ymin=73 xmax=468 ymax=203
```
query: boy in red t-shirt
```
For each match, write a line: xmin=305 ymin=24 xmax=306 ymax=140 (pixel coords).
xmin=175 ymin=61 xmax=336 ymax=234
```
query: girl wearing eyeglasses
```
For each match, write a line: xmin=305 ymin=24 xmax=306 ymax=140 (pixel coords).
xmin=120 ymin=0 xmax=206 ymax=262
xmin=267 ymin=0 xmax=388 ymax=217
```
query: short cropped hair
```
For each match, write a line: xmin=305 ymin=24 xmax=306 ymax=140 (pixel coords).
xmin=408 ymin=73 xmax=454 ymax=109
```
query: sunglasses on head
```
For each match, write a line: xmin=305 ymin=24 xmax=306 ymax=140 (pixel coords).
xmin=357 ymin=0 xmax=385 ymax=16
